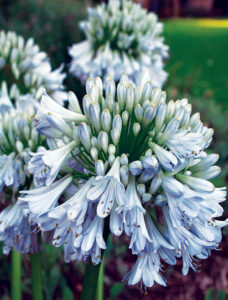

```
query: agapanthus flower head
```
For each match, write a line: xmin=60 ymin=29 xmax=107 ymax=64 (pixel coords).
xmin=19 ymin=73 xmax=227 ymax=289
xmin=0 ymin=30 xmax=66 ymax=104
xmin=0 ymin=89 xmax=51 ymax=254
xmin=69 ymin=0 xmax=168 ymax=86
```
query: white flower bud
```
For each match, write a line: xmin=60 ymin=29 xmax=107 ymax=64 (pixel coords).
xmin=16 ymin=141 xmax=24 ymax=154
xmin=120 ymin=165 xmax=129 ymax=186
xmin=151 ymin=88 xmax=161 ymax=106
xmin=86 ymin=78 xmax=93 ymax=95
xmin=142 ymin=193 xmax=152 ymax=203
xmin=155 ymin=194 xmax=167 ymax=206
xmin=133 ymin=123 xmax=140 ymax=136
xmin=142 ymin=99 xmax=151 ymax=110
xmin=106 ymin=94 xmax=114 ymax=112
xmin=72 ymin=127 xmax=80 ymax=145
xmin=89 ymin=103 xmax=101 ymax=132
xmin=68 ymin=91 xmax=82 ymax=114
xmin=126 ymin=84 xmax=134 ymax=114
xmin=95 ymin=160 xmax=105 ymax=176
xmin=10 ymin=48 xmax=18 ymax=62
xmin=120 ymin=154 xmax=128 ymax=165
xmin=101 ymin=109 xmax=112 ymax=132
xmin=137 ymin=183 xmax=146 ymax=196
xmin=122 ymin=111 xmax=129 ymax=126
xmin=89 ymin=84 xmax=99 ymax=103
xmin=157 ymin=117 xmax=180 ymax=144
xmin=98 ymin=131 xmax=109 ymax=153
xmin=95 ymin=76 xmax=103 ymax=100
xmin=111 ymin=128 xmax=120 ymax=145
xmin=189 ymin=112 xmax=200 ymax=129
xmin=129 ymin=160 xmax=143 ymax=175
xmin=175 ymin=106 xmax=185 ymax=123
xmin=112 ymin=114 xmax=122 ymax=132
xmin=142 ymin=104 xmax=156 ymax=127
xmin=91 ymin=136 xmax=98 ymax=147
xmin=108 ymin=144 xmax=116 ymax=155
xmin=10 ymin=84 xmax=20 ymax=99
xmin=82 ymin=94 xmax=91 ymax=120
xmin=120 ymin=72 xmax=129 ymax=84
xmin=12 ymin=63 xmax=20 ymax=79
xmin=106 ymin=78 xmax=116 ymax=99
xmin=78 ymin=122 xmax=91 ymax=151
xmin=113 ymin=102 xmax=120 ymax=115
xmin=28 ymin=140 xmax=34 ymax=149
xmin=155 ymin=102 xmax=167 ymax=134
xmin=117 ymin=82 xmax=126 ymax=111
xmin=134 ymin=104 xmax=143 ymax=122
xmin=165 ymin=100 xmax=175 ymax=122
xmin=109 ymin=154 xmax=116 ymax=165
xmin=90 ymin=147 xmax=98 ymax=161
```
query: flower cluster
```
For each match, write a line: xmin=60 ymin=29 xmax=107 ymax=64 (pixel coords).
xmin=0 ymin=85 xmax=49 ymax=254
xmin=0 ymin=30 xmax=66 ymax=104
xmin=69 ymin=0 xmax=168 ymax=86
xmin=19 ymin=73 xmax=227 ymax=289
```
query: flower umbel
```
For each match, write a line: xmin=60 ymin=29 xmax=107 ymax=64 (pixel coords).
xmin=22 ymin=73 xmax=227 ymax=289
xmin=69 ymin=0 xmax=168 ymax=86
xmin=0 ymin=30 xmax=66 ymax=104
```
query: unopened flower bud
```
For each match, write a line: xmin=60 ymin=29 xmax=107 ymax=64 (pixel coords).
xmin=98 ymin=131 xmax=109 ymax=153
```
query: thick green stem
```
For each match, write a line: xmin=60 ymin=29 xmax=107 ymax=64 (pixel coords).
xmin=97 ymin=252 xmax=105 ymax=300
xmin=80 ymin=262 xmax=101 ymax=300
xmin=11 ymin=249 xmax=22 ymax=300
xmin=81 ymin=221 xmax=110 ymax=300
xmin=31 ymin=251 xmax=43 ymax=300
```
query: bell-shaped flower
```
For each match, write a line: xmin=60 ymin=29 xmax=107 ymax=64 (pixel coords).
xmin=0 ymin=153 xmax=19 ymax=191
xmin=145 ymin=212 xmax=174 ymax=252
xmin=37 ymin=178 xmax=94 ymax=248
xmin=18 ymin=175 xmax=73 ymax=222
xmin=165 ymin=131 xmax=202 ymax=159
xmin=124 ymin=175 xmax=151 ymax=254
xmin=0 ymin=203 xmax=39 ymax=254
xmin=123 ymin=251 xmax=166 ymax=288
xmin=75 ymin=216 xmax=106 ymax=264
xmin=39 ymin=141 xmax=77 ymax=185
xmin=149 ymin=142 xmax=177 ymax=172
xmin=87 ymin=157 xmax=125 ymax=218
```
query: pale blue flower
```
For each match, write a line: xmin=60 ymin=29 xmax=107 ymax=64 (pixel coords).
xmin=123 ymin=251 xmax=166 ymax=288
xmin=22 ymin=74 xmax=227 ymax=288
xmin=87 ymin=157 xmax=125 ymax=218
xmin=0 ymin=203 xmax=39 ymax=254
xmin=69 ymin=0 xmax=168 ymax=86
xmin=0 ymin=31 xmax=66 ymax=104
xmin=18 ymin=175 xmax=73 ymax=222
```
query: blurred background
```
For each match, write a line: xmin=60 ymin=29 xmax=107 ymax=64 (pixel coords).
xmin=0 ymin=0 xmax=227 ymax=299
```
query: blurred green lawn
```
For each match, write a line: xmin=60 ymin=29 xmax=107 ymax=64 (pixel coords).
xmin=163 ymin=19 xmax=228 ymax=109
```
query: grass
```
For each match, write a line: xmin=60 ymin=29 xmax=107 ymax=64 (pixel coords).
xmin=163 ymin=19 xmax=228 ymax=109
